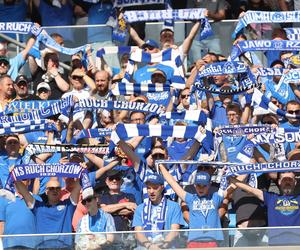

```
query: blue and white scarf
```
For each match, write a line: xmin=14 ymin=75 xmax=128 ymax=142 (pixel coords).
xmin=0 ymin=22 xmax=41 ymax=35
xmin=277 ymin=69 xmax=300 ymax=84
xmin=74 ymin=99 xmax=164 ymax=114
xmin=74 ymin=128 xmax=112 ymax=141
xmin=217 ymin=125 xmax=273 ymax=137
xmin=230 ymin=40 xmax=300 ymax=61
xmin=252 ymin=88 xmax=300 ymax=119
xmin=225 ymin=160 xmax=300 ymax=177
xmin=143 ymin=197 xmax=167 ymax=239
xmin=0 ymin=95 xmax=73 ymax=124
xmin=110 ymin=123 xmax=207 ymax=151
xmin=0 ymin=123 xmax=56 ymax=135
xmin=111 ymin=81 xmax=171 ymax=96
xmin=124 ymin=8 xmax=212 ymax=40
xmin=232 ymin=11 xmax=300 ymax=39
xmin=162 ymin=110 xmax=208 ymax=124
xmin=198 ymin=61 xmax=248 ymax=78
xmin=284 ymin=28 xmax=300 ymax=40
xmin=123 ymin=48 xmax=185 ymax=89
xmin=4 ymin=100 xmax=59 ymax=115
xmin=6 ymin=163 xmax=93 ymax=198
xmin=254 ymin=67 xmax=285 ymax=77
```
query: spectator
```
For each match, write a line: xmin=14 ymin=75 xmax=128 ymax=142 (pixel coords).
xmin=100 ymin=169 xmax=136 ymax=243
xmin=75 ymin=192 xmax=116 ymax=249
xmin=132 ymin=173 xmax=183 ymax=249
xmin=13 ymin=75 xmax=40 ymax=101
xmin=15 ymin=177 xmax=81 ymax=249
xmin=0 ymin=74 xmax=14 ymax=111
xmin=230 ymin=170 xmax=300 ymax=246
xmin=36 ymin=82 xmax=52 ymax=100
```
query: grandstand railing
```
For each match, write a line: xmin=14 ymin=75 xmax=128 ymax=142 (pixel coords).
xmin=2 ymin=226 xmax=300 ymax=249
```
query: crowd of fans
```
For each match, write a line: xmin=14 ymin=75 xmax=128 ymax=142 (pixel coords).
xmin=0 ymin=0 xmax=300 ymax=250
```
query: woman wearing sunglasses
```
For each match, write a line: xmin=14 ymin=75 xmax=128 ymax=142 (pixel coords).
xmin=75 ymin=191 xmax=116 ymax=250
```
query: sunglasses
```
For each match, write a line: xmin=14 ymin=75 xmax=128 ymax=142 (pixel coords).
xmin=82 ymin=196 xmax=95 ymax=205
xmin=181 ymin=94 xmax=190 ymax=98
xmin=262 ymin=120 xmax=275 ymax=125
xmin=108 ymin=176 xmax=121 ymax=181
xmin=38 ymin=88 xmax=49 ymax=93
xmin=151 ymin=153 xmax=165 ymax=159
xmin=47 ymin=186 xmax=61 ymax=191
xmin=0 ymin=60 xmax=9 ymax=66
xmin=72 ymin=76 xmax=83 ymax=81
xmin=287 ymin=110 xmax=300 ymax=115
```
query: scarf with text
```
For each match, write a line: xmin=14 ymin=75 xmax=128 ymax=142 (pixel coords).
xmin=74 ymin=99 xmax=165 ymax=114
xmin=230 ymin=40 xmax=300 ymax=61
xmin=4 ymin=100 xmax=59 ymax=115
xmin=198 ymin=61 xmax=248 ymax=78
xmin=0 ymin=95 xmax=73 ymax=124
xmin=232 ymin=11 xmax=300 ymax=39
xmin=6 ymin=163 xmax=93 ymax=198
xmin=124 ymin=8 xmax=212 ymax=40
xmin=0 ymin=22 xmax=41 ymax=35
xmin=225 ymin=160 xmax=300 ymax=177
xmin=217 ymin=125 xmax=273 ymax=137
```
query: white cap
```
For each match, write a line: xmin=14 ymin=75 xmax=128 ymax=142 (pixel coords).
xmin=0 ymin=43 xmax=7 ymax=50
xmin=37 ymin=82 xmax=51 ymax=92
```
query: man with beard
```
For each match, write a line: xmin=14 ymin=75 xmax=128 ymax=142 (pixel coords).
xmin=230 ymin=172 xmax=300 ymax=246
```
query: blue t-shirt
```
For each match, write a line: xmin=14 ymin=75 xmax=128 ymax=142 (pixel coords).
xmin=2 ymin=195 xmax=41 ymax=248
xmin=222 ymin=135 xmax=247 ymax=163
xmin=33 ymin=198 xmax=76 ymax=248
xmin=168 ymin=139 xmax=195 ymax=160
xmin=280 ymin=121 xmax=300 ymax=155
xmin=132 ymin=199 xmax=183 ymax=241
xmin=185 ymin=192 xmax=223 ymax=241
xmin=134 ymin=64 xmax=174 ymax=107
xmin=0 ymin=154 xmax=23 ymax=187
xmin=8 ymin=53 xmax=25 ymax=81
xmin=264 ymin=192 xmax=300 ymax=245
xmin=211 ymin=101 xmax=229 ymax=128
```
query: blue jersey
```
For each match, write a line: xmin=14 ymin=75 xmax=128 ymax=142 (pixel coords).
xmin=185 ymin=192 xmax=224 ymax=242
xmin=264 ymin=192 xmax=300 ymax=245
xmin=33 ymin=198 xmax=76 ymax=248
xmin=222 ymin=135 xmax=247 ymax=163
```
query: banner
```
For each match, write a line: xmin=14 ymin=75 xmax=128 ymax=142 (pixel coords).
xmin=0 ymin=22 xmax=41 ymax=35
xmin=230 ymin=40 xmax=300 ymax=60
xmin=4 ymin=100 xmax=58 ymax=115
xmin=217 ymin=125 xmax=273 ymax=137
xmin=74 ymin=99 xmax=165 ymax=114
xmin=225 ymin=160 xmax=300 ymax=176
xmin=198 ymin=61 xmax=248 ymax=78
xmin=6 ymin=163 xmax=93 ymax=198
xmin=232 ymin=11 xmax=300 ymax=39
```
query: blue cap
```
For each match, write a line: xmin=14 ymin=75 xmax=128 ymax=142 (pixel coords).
xmin=145 ymin=174 xmax=164 ymax=185
xmin=142 ymin=39 xmax=159 ymax=49
xmin=195 ymin=171 xmax=211 ymax=186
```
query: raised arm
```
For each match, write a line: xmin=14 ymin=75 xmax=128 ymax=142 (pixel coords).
xmin=15 ymin=181 xmax=35 ymax=208
xmin=118 ymin=139 xmax=141 ymax=171
xmin=229 ymin=176 xmax=264 ymax=201
xmin=127 ymin=24 xmax=145 ymax=48
xmin=70 ymin=179 xmax=81 ymax=204
xmin=159 ymin=164 xmax=186 ymax=201
xmin=181 ymin=21 xmax=201 ymax=55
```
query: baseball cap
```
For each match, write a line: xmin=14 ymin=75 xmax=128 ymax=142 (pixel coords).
xmin=142 ymin=39 xmax=159 ymax=49
xmin=0 ymin=56 xmax=9 ymax=64
xmin=145 ymin=174 xmax=164 ymax=185
xmin=15 ymin=75 xmax=28 ymax=85
xmin=195 ymin=171 xmax=211 ymax=186
xmin=37 ymin=82 xmax=51 ymax=92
